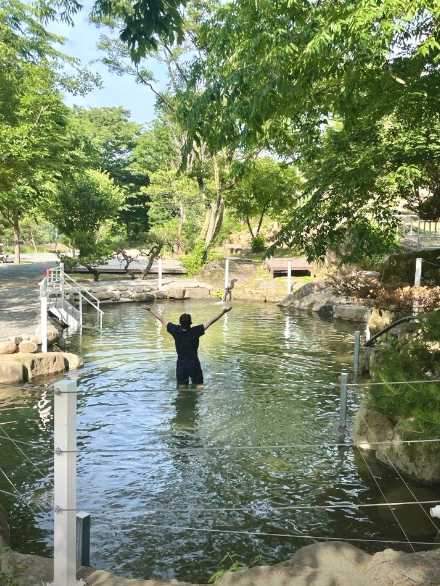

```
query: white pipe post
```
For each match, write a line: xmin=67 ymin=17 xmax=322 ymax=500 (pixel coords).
xmin=413 ymin=257 xmax=422 ymax=316
xmin=158 ymin=258 xmax=163 ymax=291
xmin=353 ymin=331 xmax=361 ymax=380
xmin=54 ymin=380 xmax=77 ymax=586
xmin=287 ymin=260 xmax=292 ymax=295
xmin=339 ymin=371 xmax=348 ymax=437
xmin=414 ymin=257 xmax=422 ymax=287
xmin=224 ymin=258 xmax=230 ymax=291
xmin=40 ymin=282 xmax=48 ymax=353
xmin=79 ymin=293 xmax=83 ymax=331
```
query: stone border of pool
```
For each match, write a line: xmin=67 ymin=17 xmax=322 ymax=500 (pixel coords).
xmin=1 ymin=539 xmax=440 ymax=585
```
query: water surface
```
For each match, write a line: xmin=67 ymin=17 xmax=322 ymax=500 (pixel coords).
xmin=0 ymin=301 xmax=438 ymax=582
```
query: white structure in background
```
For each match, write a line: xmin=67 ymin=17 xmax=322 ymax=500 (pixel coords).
xmin=287 ymin=260 xmax=292 ymax=294
xmin=158 ymin=258 xmax=163 ymax=291
xmin=399 ymin=214 xmax=440 ymax=249
xmin=40 ymin=263 xmax=103 ymax=352
xmin=224 ymin=258 xmax=230 ymax=291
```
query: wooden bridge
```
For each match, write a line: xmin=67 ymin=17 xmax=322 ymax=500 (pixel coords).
xmin=265 ymin=257 xmax=313 ymax=277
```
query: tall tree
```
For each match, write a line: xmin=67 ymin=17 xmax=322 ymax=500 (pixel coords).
xmin=0 ymin=40 xmax=69 ymax=262
xmin=181 ymin=0 xmax=440 ymax=260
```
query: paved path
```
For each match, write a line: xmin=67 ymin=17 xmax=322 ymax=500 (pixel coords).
xmin=0 ymin=256 xmax=57 ymax=341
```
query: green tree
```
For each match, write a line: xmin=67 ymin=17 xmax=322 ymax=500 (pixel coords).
xmin=181 ymin=0 xmax=440 ymax=261
xmin=0 ymin=41 xmax=69 ymax=262
xmin=49 ymin=169 xmax=124 ymax=271
xmin=226 ymin=157 xmax=301 ymax=242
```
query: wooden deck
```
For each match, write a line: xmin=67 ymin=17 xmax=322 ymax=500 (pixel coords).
xmin=70 ymin=259 xmax=187 ymax=276
xmin=265 ymin=257 xmax=312 ymax=277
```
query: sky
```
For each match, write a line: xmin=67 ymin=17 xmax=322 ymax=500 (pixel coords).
xmin=49 ymin=5 xmax=167 ymax=126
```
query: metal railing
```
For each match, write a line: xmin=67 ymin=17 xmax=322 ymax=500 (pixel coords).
xmin=398 ymin=214 xmax=440 ymax=249
xmin=39 ymin=263 xmax=103 ymax=352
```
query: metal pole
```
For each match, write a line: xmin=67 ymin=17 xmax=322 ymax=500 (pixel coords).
xmin=413 ymin=257 xmax=422 ymax=316
xmin=414 ymin=257 xmax=422 ymax=287
xmin=339 ymin=371 xmax=348 ymax=437
xmin=40 ymin=281 xmax=48 ymax=353
xmin=54 ymin=380 xmax=77 ymax=586
xmin=158 ymin=258 xmax=163 ymax=291
xmin=79 ymin=293 xmax=83 ymax=331
xmin=287 ymin=260 xmax=292 ymax=294
xmin=76 ymin=512 xmax=91 ymax=567
xmin=224 ymin=258 xmax=230 ymax=291
xmin=353 ymin=331 xmax=361 ymax=380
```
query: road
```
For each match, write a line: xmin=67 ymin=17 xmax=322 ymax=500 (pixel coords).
xmin=0 ymin=255 xmax=57 ymax=341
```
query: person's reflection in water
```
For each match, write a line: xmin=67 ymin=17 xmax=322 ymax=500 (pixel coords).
xmin=170 ymin=389 xmax=201 ymax=446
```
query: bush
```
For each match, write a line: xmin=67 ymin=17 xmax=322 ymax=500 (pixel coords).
xmin=251 ymin=235 xmax=266 ymax=252
xmin=369 ymin=311 xmax=440 ymax=437
xmin=181 ymin=241 xmax=208 ymax=276
xmin=327 ymin=271 xmax=381 ymax=299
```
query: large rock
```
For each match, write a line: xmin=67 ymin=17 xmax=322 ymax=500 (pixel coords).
xmin=18 ymin=341 xmax=38 ymax=354
xmin=333 ymin=304 xmax=371 ymax=322
xmin=353 ymin=405 xmax=394 ymax=450
xmin=165 ymin=287 xmax=186 ymax=300
xmin=354 ymin=406 xmax=440 ymax=484
xmin=0 ymin=360 xmax=24 ymax=384
xmin=366 ymin=548 xmax=440 ymax=586
xmin=184 ymin=287 xmax=211 ymax=299
xmin=376 ymin=421 xmax=440 ymax=484
xmin=2 ymin=541 xmax=440 ymax=586
xmin=0 ymin=340 xmax=17 ymax=355
xmin=0 ymin=352 xmax=68 ymax=382
xmin=62 ymin=352 xmax=84 ymax=370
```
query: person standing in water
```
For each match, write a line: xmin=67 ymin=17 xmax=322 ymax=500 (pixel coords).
xmin=146 ymin=305 xmax=232 ymax=387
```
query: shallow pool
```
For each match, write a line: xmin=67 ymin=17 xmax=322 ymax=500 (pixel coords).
xmin=0 ymin=301 xmax=438 ymax=582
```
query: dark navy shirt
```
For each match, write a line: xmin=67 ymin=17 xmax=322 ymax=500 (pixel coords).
xmin=167 ymin=323 xmax=205 ymax=361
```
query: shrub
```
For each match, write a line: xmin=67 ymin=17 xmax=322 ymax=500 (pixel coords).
xmin=369 ymin=311 xmax=440 ymax=437
xmin=251 ymin=235 xmax=266 ymax=252
xmin=182 ymin=241 xmax=209 ymax=276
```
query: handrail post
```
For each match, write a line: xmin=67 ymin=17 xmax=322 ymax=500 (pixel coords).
xmin=339 ymin=371 xmax=348 ymax=438
xmin=353 ymin=331 xmax=361 ymax=380
xmin=54 ymin=380 xmax=77 ymax=586
xmin=40 ymin=280 xmax=48 ymax=353
xmin=79 ymin=293 xmax=83 ymax=331
xmin=287 ymin=260 xmax=292 ymax=294
xmin=413 ymin=257 xmax=422 ymax=316
xmin=158 ymin=258 xmax=163 ymax=291
xmin=224 ymin=258 xmax=230 ymax=291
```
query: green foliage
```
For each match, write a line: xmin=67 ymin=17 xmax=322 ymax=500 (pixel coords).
xmin=92 ymin=0 xmax=187 ymax=61
xmin=181 ymin=0 xmax=440 ymax=261
xmin=251 ymin=235 xmax=265 ymax=253
xmin=370 ymin=312 xmax=440 ymax=437
xmin=181 ymin=240 xmax=208 ymax=275
xmin=0 ymin=570 xmax=18 ymax=586
xmin=226 ymin=157 xmax=301 ymax=240
xmin=49 ymin=169 xmax=124 ymax=264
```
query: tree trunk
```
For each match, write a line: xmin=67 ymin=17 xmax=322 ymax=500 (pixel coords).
xmin=13 ymin=216 xmax=21 ymax=264
xmin=204 ymin=194 xmax=224 ymax=248
xmin=245 ymin=217 xmax=255 ymax=239
xmin=203 ymin=156 xmax=224 ymax=248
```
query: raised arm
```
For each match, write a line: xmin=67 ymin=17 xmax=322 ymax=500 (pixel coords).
xmin=145 ymin=306 xmax=167 ymax=326
xmin=204 ymin=306 xmax=232 ymax=330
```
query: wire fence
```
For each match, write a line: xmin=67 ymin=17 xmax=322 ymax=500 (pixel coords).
xmin=1 ymin=349 xmax=440 ymax=576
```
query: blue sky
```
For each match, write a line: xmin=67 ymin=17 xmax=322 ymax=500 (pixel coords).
xmin=49 ymin=5 xmax=167 ymax=126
